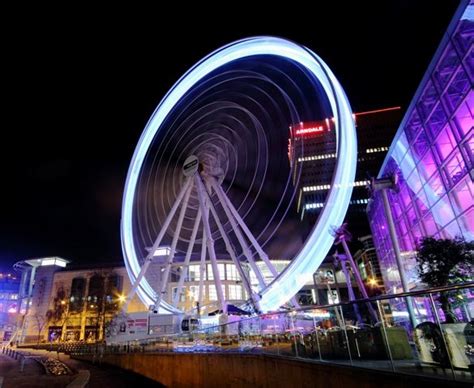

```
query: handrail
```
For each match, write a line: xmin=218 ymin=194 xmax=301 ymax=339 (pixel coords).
xmin=186 ymin=281 xmax=474 ymax=335
xmin=65 ymin=281 xmax=474 ymax=384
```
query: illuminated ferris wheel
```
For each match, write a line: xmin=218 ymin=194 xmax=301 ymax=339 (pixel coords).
xmin=121 ymin=37 xmax=357 ymax=315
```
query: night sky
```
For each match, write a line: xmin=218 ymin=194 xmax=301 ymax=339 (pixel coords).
xmin=1 ymin=2 xmax=460 ymax=271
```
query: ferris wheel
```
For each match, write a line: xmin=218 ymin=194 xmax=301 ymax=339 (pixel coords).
xmin=121 ymin=36 xmax=357 ymax=315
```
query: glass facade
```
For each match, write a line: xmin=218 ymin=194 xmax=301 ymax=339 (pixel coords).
xmin=369 ymin=2 xmax=473 ymax=293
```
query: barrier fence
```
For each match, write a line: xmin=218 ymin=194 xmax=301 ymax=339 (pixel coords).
xmin=61 ymin=283 xmax=474 ymax=383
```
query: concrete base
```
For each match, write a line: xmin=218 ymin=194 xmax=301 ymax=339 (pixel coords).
xmin=73 ymin=352 xmax=469 ymax=387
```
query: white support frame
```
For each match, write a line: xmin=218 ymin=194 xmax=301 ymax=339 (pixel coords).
xmin=211 ymin=178 xmax=278 ymax=277
xmin=123 ymin=177 xmax=192 ymax=311
xmin=195 ymin=174 xmax=227 ymax=313
xmin=206 ymin=176 xmax=267 ymax=289
xmin=124 ymin=163 xmax=301 ymax=315
xmin=173 ymin=208 xmax=202 ymax=307
xmin=205 ymin=186 xmax=260 ymax=311
xmin=198 ymin=201 xmax=208 ymax=307
xmin=156 ymin=183 xmax=193 ymax=307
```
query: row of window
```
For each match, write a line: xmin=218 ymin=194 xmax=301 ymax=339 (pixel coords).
xmin=0 ymin=293 xmax=18 ymax=300
xmin=69 ymin=275 xmax=123 ymax=312
xmin=302 ymin=180 xmax=370 ymax=192
xmin=297 ymin=146 xmax=389 ymax=163
xmin=366 ymin=147 xmax=389 ymax=153
xmin=305 ymin=198 xmax=370 ymax=210
xmin=172 ymin=284 xmax=245 ymax=302
xmin=186 ymin=263 xmax=240 ymax=282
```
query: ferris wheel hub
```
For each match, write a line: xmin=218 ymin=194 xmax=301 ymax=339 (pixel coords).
xmin=182 ymin=155 xmax=199 ymax=177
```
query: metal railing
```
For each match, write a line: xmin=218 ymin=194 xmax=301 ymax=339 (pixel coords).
xmin=70 ymin=283 xmax=474 ymax=383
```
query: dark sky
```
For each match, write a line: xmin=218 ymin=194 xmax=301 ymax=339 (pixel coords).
xmin=1 ymin=2 xmax=460 ymax=270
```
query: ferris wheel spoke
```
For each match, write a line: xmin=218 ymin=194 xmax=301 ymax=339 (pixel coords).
xmin=197 ymin=201 xmax=208 ymax=308
xmin=123 ymin=177 xmax=193 ymax=310
xmin=205 ymin=175 xmax=267 ymax=290
xmin=211 ymin=176 xmax=300 ymax=309
xmin=206 ymin=187 xmax=260 ymax=311
xmin=157 ymin=182 xmax=194 ymax=307
xmin=208 ymin=176 xmax=279 ymax=278
xmin=173 ymin=207 xmax=202 ymax=307
xmin=195 ymin=174 xmax=227 ymax=313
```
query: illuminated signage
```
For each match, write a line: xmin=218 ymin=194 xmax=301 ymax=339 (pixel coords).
xmin=295 ymin=125 xmax=324 ymax=136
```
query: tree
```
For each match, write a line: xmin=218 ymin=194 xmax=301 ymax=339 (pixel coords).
xmin=415 ymin=236 xmax=474 ymax=323
xmin=45 ymin=286 xmax=70 ymax=341
xmin=87 ymin=270 xmax=122 ymax=341
xmin=32 ymin=313 xmax=48 ymax=345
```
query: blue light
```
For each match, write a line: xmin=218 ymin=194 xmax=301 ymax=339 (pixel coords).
xmin=121 ymin=37 xmax=357 ymax=312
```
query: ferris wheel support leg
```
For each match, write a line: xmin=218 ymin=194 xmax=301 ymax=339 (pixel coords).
xmin=211 ymin=178 xmax=279 ymax=276
xmin=209 ymin=177 xmax=301 ymax=310
xmin=197 ymin=204 xmax=208 ymax=309
xmin=173 ymin=208 xmax=202 ymax=307
xmin=206 ymin=192 xmax=260 ymax=312
xmin=195 ymin=174 xmax=227 ymax=314
xmin=205 ymin=177 xmax=267 ymax=289
xmin=122 ymin=177 xmax=193 ymax=312
xmin=340 ymin=238 xmax=378 ymax=322
xmin=157 ymin=182 xmax=193 ymax=307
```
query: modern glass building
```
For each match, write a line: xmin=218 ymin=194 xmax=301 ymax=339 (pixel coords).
xmin=368 ymin=0 xmax=473 ymax=293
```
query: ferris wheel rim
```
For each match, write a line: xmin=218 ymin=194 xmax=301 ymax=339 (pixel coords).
xmin=121 ymin=36 xmax=357 ymax=313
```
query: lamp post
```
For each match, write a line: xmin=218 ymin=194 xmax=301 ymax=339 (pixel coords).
xmin=370 ymin=176 xmax=417 ymax=327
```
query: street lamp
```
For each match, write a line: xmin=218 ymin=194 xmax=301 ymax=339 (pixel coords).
xmin=370 ymin=175 xmax=411 ymax=293
xmin=367 ymin=277 xmax=378 ymax=287
xmin=370 ymin=175 xmax=417 ymax=326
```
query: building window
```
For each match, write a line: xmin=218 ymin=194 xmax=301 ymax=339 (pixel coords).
xmin=227 ymin=285 xmax=243 ymax=300
xmin=226 ymin=264 xmax=240 ymax=281
xmin=206 ymin=263 xmax=226 ymax=281
xmin=69 ymin=278 xmax=86 ymax=313
xmin=187 ymin=265 xmax=201 ymax=281
xmin=105 ymin=274 xmax=123 ymax=311
xmin=208 ymin=285 xmax=217 ymax=301
xmin=87 ymin=275 xmax=104 ymax=311
xmin=172 ymin=287 xmax=186 ymax=302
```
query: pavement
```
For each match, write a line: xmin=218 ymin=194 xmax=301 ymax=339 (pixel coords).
xmin=0 ymin=348 xmax=163 ymax=388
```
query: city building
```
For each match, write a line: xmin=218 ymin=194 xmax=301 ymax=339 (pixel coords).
xmin=353 ymin=235 xmax=385 ymax=296
xmin=14 ymin=255 xmax=258 ymax=342
xmin=15 ymin=257 xmax=144 ymax=344
xmin=310 ymin=248 xmax=382 ymax=306
xmin=161 ymin=256 xmax=250 ymax=314
xmin=288 ymin=108 xmax=403 ymax=302
xmin=289 ymin=106 xmax=402 ymax=238
xmin=368 ymin=1 xmax=473 ymax=293
xmin=0 ymin=272 xmax=20 ymax=341
xmin=148 ymin=256 xmax=300 ymax=314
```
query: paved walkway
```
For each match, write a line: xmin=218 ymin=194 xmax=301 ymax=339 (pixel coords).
xmin=0 ymin=348 xmax=163 ymax=387
xmin=0 ymin=353 xmax=73 ymax=388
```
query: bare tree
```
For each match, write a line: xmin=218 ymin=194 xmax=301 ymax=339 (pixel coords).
xmin=86 ymin=270 xmax=122 ymax=341
xmin=45 ymin=286 xmax=70 ymax=342
xmin=33 ymin=313 xmax=48 ymax=345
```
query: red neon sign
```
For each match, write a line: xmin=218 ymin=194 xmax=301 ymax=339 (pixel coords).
xmin=295 ymin=125 xmax=324 ymax=135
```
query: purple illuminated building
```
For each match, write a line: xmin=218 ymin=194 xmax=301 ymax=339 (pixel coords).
xmin=368 ymin=0 xmax=473 ymax=293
